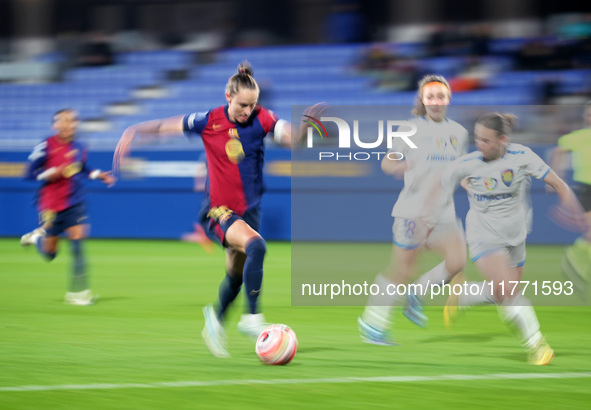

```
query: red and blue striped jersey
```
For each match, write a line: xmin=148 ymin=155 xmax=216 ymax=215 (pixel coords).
xmin=183 ymin=105 xmax=278 ymax=215
xmin=25 ymin=135 xmax=93 ymax=212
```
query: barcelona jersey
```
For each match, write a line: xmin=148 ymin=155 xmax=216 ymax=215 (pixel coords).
xmin=183 ymin=105 xmax=278 ymax=216
xmin=25 ymin=135 xmax=93 ymax=212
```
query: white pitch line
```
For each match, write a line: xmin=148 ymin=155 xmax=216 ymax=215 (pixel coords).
xmin=2 ymin=372 xmax=591 ymax=393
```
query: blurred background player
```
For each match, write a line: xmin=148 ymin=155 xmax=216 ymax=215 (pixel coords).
xmin=20 ymin=109 xmax=115 ymax=305
xmin=441 ymin=112 xmax=586 ymax=365
xmin=551 ymin=102 xmax=591 ymax=289
xmin=358 ymin=74 xmax=469 ymax=344
xmin=113 ymin=61 xmax=316 ymax=358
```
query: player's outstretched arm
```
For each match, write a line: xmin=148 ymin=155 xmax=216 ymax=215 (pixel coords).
xmin=549 ymin=146 xmax=569 ymax=179
xmin=381 ymin=154 xmax=407 ymax=178
xmin=113 ymin=115 xmax=185 ymax=174
xmin=460 ymin=178 xmax=471 ymax=192
xmin=274 ymin=119 xmax=292 ymax=148
xmin=289 ymin=103 xmax=328 ymax=148
xmin=96 ymin=171 xmax=117 ymax=187
xmin=33 ymin=165 xmax=65 ymax=182
xmin=544 ymin=169 xmax=588 ymax=232
xmin=546 ymin=146 xmax=570 ymax=193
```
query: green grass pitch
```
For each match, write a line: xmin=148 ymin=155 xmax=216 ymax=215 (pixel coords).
xmin=1 ymin=238 xmax=590 ymax=409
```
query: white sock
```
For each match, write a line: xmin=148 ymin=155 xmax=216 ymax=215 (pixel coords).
xmin=497 ymin=295 xmax=543 ymax=349
xmin=458 ymin=281 xmax=496 ymax=309
xmin=362 ymin=274 xmax=403 ymax=330
xmin=413 ymin=262 xmax=450 ymax=302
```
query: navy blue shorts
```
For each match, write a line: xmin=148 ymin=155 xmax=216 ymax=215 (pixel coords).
xmin=42 ymin=202 xmax=88 ymax=237
xmin=199 ymin=204 xmax=261 ymax=247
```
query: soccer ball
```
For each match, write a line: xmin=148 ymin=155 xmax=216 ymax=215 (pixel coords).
xmin=255 ymin=324 xmax=298 ymax=365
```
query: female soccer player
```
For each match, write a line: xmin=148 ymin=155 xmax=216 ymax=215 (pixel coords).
xmin=21 ymin=109 xmax=115 ymax=305
xmin=113 ymin=62 xmax=314 ymax=358
xmin=359 ymin=74 xmax=469 ymax=343
xmin=441 ymin=112 xmax=585 ymax=365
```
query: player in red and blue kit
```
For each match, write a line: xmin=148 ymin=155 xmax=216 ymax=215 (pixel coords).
xmin=21 ymin=109 xmax=115 ymax=305
xmin=113 ymin=62 xmax=318 ymax=357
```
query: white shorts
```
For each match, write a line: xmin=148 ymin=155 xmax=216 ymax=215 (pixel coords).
xmin=392 ymin=217 xmax=464 ymax=250
xmin=468 ymin=240 xmax=526 ymax=268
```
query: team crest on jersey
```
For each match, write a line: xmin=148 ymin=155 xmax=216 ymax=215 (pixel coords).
xmin=225 ymin=139 xmax=245 ymax=164
xmin=502 ymin=169 xmax=514 ymax=187
xmin=226 ymin=128 xmax=244 ymax=163
xmin=484 ymin=178 xmax=497 ymax=191
xmin=436 ymin=138 xmax=447 ymax=150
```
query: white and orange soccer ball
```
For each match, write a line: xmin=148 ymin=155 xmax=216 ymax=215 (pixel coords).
xmin=255 ymin=324 xmax=298 ymax=365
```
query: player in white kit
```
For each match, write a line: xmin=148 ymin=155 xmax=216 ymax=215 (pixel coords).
xmin=441 ymin=112 xmax=585 ymax=365
xmin=359 ymin=75 xmax=469 ymax=344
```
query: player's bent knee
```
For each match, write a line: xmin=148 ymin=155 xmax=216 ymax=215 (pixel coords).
xmin=67 ymin=224 xmax=88 ymax=241
xmin=245 ymin=237 xmax=266 ymax=258
xmin=68 ymin=232 xmax=87 ymax=241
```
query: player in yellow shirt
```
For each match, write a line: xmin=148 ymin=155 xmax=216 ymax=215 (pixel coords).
xmin=552 ymin=103 xmax=591 ymax=289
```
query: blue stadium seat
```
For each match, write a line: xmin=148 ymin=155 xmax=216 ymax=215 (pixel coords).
xmin=116 ymin=50 xmax=194 ymax=70
xmin=64 ymin=66 xmax=162 ymax=86
xmin=0 ymin=40 xmax=586 ymax=148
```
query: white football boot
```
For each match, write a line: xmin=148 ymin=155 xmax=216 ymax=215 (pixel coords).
xmin=65 ymin=289 xmax=97 ymax=306
xmin=202 ymin=304 xmax=230 ymax=358
xmin=237 ymin=313 xmax=269 ymax=340
xmin=20 ymin=227 xmax=46 ymax=247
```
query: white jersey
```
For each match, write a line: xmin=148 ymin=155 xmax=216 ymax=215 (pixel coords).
xmin=391 ymin=116 xmax=469 ymax=223
xmin=441 ymin=143 xmax=550 ymax=246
